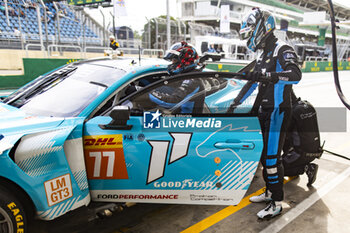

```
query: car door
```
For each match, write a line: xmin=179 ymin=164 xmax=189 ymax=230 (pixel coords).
xmin=83 ymin=71 xmax=262 ymax=206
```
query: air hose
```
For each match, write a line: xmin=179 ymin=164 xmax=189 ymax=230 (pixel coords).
xmin=326 ymin=0 xmax=350 ymax=160
xmin=323 ymin=148 xmax=350 ymax=161
xmin=327 ymin=0 xmax=350 ymax=110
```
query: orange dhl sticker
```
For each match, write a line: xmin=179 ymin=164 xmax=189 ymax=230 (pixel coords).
xmin=83 ymin=135 xmax=128 ymax=180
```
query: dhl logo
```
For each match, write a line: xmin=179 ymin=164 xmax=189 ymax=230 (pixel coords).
xmin=84 ymin=134 xmax=123 ymax=149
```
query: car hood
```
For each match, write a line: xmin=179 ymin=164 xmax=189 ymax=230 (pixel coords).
xmin=0 ymin=102 xmax=65 ymax=151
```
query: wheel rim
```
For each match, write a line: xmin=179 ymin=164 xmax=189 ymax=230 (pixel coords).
xmin=0 ymin=207 xmax=13 ymax=233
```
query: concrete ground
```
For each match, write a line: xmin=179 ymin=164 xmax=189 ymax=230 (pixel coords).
xmin=25 ymin=70 xmax=350 ymax=232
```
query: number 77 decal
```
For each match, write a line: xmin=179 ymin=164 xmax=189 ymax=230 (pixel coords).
xmin=146 ymin=132 xmax=192 ymax=184
xmin=83 ymin=135 xmax=128 ymax=180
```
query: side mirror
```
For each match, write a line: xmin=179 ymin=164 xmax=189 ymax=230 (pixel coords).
xmin=99 ymin=106 xmax=132 ymax=130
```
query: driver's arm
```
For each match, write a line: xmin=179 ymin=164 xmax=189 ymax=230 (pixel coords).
xmin=149 ymin=79 xmax=200 ymax=107
xmin=234 ymin=80 xmax=258 ymax=105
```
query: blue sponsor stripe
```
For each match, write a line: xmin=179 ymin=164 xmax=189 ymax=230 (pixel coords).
xmin=214 ymin=161 xmax=239 ymax=188
xmin=51 ymin=202 xmax=64 ymax=219
xmin=269 ymin=180 xmax=279 ymax=184
xmin=232 ymin=162 xmax=259 ymax=190
xmin=276 ymin=59 xmax=283 ymax=72
xmin=203 ymin=162 xmax=240 ymax=191
xmin=267 ymin=81 xmax=285 ymax=156
xmin=221 ymin=162 xmax=250 ymax=190
xmin=224 ymin=162 xmax=257 ymax=190
xmin=202 ymin=161 xmax=238 ymax=190
xmin=278 ymin=80 xmax=299 ymax=85
xmin=266 ymin=158 xmax=277 ymax=166
xmin=41 ymin=208 xmax=54 ymax=219
xmin=240 ymin=83 xmax=258 ymax=104
xmin=235 ymin=177 xmax=250 ymax=190
xmin=267 ymin=59 xmax=287 ymax=156
xmin=268 ymin=175 xmax=278 ymax=180
xmin=60 ymin=198 xmax=75 ymax=216
xmin=275 ymin=59 xmax=299 ymax=85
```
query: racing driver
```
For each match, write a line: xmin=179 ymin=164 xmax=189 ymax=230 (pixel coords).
xmin=233 ymin=8 xmax=302 ymax=219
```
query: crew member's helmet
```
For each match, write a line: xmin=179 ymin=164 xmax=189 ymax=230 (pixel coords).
xmin=239 ymin=8 xmax=276 ymax=52
xmin=109 ymin=35 xmax=115 ymax=41
xmin=163 ymin=41 xmax=199 ymax=74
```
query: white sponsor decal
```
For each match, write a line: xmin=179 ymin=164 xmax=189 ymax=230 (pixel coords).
xmin=91 ymin=189 xmax=247 ymax=205
xmin=97 ymin=194 xmax=179 ymax=200
xmin=153 ymin=179 xmax=214 ymax=189
xmin=44 ymin=174 xmax=73 ymax=206
xmin=162 ymin=118 xmax=222 ymax=128
xmin=278 ymin=76 xmax=289 ymax=81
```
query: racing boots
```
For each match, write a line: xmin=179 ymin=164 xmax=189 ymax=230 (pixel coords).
xmin=305 ymin=163 xmax=319 ymax=186
xmin=249 ymin=189 xmax=272 ymax=203
xmin=257 ymin=201 xmax=282 ymax=219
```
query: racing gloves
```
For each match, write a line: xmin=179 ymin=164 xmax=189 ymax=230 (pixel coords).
xmin=245 ymin=71 xmax=278 ymax=83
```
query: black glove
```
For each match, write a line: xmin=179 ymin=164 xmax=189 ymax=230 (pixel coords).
xmin=246 ymin=71 xmax=279 ymax=83
xmin=246 ymin=71 xmax=262 ymax=82
xmin=245 ymin=71 xmax=263 ymax=82
xmin=227 ymin=100 xmax=240 ymax=113
xmin=265 ymin=72 xmax=279 ymax=84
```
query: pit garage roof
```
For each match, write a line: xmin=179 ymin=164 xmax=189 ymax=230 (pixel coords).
xmin=281 ymin=0 xmax=350 ymax=20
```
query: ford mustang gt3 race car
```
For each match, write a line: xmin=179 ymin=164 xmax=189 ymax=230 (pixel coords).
xmin=0 ymin=57 xmax=261 ymax=231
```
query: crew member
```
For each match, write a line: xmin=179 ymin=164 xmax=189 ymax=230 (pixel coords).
xmin=109 ymin=35 xmax=119 ymax=50
xmin=233 ymin=8 xmax=302 ymax=219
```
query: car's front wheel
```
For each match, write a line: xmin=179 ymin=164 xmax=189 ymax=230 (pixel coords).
xmin=0 ymin=186 xmax=28 ymax=233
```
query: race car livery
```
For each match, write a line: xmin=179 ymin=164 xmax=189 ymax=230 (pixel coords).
xmin=0 ymin=57 xmax=262 ymax=222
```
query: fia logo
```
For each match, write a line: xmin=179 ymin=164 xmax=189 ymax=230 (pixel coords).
xmin=143 ymin=110 xmax=161 ymax=128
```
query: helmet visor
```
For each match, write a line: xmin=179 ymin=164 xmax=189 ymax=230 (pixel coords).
xmin=239 ymin=12 xmax=257 ymax=40
xmin=163 ymin=42 xmax=183 ymax=61
xmin=163 ymin=49 xmax=180 ymax=61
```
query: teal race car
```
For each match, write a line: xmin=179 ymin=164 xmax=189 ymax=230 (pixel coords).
xmin=0 ymin=57 xmax=262 ymax=232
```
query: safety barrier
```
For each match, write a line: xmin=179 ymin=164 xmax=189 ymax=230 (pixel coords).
xmin=84 ymin=46 xmax=110 ymax=53
xmin=302 ymin=61 xmax=350 ymax=72
xmin=142 ymin=49 xmax=164 ymax=57
xmin=48 ymin=44 xmax=83 ymax=58
xmin=206 ymin=61 xmax=350 ymax=73
xmin=305 ymin=56 xmax=329 ymax=62
xmin=83 ymin=46 xmax=111 ymax=58
xmin=0 ymin=58 xmax=74 ymax=89
xmin=25 ymin=44 xmax=46 ymax=58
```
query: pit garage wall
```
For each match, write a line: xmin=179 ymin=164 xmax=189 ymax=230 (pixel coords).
xmin=0 ymin=58 xmax=79 ymax=89
xmin=206 ymin=61 xmax=350 ymax=73
xmin=1 ymin=59 xmax=350 ymax=89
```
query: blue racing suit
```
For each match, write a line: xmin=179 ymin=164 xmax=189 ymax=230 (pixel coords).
xmin=234 ymin=35 xmax=301 ymax=201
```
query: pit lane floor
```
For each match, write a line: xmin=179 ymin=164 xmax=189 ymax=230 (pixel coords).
xmin=29 ymin=71 xmax=350 ymax=233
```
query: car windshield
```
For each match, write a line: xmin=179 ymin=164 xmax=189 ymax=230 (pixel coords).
xmin=4 ymin=62 xmax=126 ymax=117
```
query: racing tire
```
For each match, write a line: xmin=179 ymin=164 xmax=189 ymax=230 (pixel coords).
xmin=0 ymin=186 xmax=28 ymax=233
